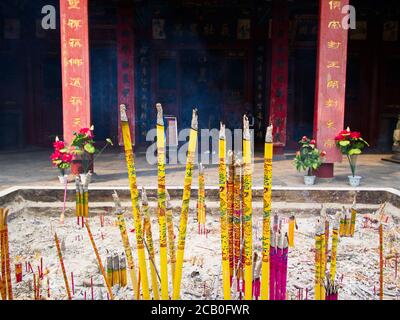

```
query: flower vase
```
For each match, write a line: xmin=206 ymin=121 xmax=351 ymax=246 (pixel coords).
xmin=348 ymin=175 xmax=362 ymax=187
xmin=58 ymin=174 xmax=68 ymax=184
xmin=304 ymin=175 xmax=316 ymax=185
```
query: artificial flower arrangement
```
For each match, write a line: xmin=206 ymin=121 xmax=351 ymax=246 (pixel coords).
xmin=50 ymin=126 xmax=113 ymax=179
xmin=51 ymin=137 xmax=73 ymax=182
xmin=294 ymin=136 xmax=326 ymax=185
xmin=335 ymin=127 xmax=369 ymax=186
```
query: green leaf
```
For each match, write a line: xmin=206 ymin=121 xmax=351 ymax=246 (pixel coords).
xmin=339 ymin=140 xmax=350 ymax=146
xmin=348 ymin=148 xmax=361 ymax=155
xmin=106 ymin=138 xmax=113 ymax=146
xmin=84 ymin=144 xmax=96 ymax=154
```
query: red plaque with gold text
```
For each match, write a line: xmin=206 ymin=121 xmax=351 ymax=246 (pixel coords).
xmin=314 ymin=0 xmax=349 ymax=163
xmin=60 ymin=0 xmax=91 ymax=143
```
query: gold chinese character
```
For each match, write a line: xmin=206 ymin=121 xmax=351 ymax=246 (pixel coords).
xmin=327 ymin=40 xmax=341 ymax=49
xmin=326 ymin=120 xmax=335 ymax=129
xmin=70 ymin=96 xmax=82 ymax=106
xmin=73 ymin=117 xmax=81 ymax=126
xmin=68 ymin=38 xmax=82 ymax=48
xmin=328 ymin=20 xmax=341 ymax=29
xmin=329 ymin=1 xmax=341 ymax=10
xmin=325 ymin=98 xmax=338 ymax=108
xmin=327 ymin=80 xmax=339 ymax=89
xmin=69 ymin=77 xmax=82 ymax=88
xmin=67 ymin=19 xmax=82 ymax=30
xmin=327 ymin=61 xmax=340 ymax=68
xmin=67 ymin=58 xmax=83 ymax=67
xmin=68 ymin=0 xmax=80 ymax=9
xmin=324 ymin=139 xmax=335 ymax=148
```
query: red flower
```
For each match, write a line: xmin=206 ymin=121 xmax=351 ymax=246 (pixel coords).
xmin=79 ymin=128 xmax=94 ymax=139
xmin=310 ymin=139 xmax=316 ymax=145
xmin=338 ymin=129 xmax=350 ymax=136
xmin=350 ymin=131 xmax=361 ymax=139
xmin=62 ymin=153 xmax=73 ymax=163
xmin=302 ymin=136 xmax=307 ymax=141
xmin=320 ymin=151 xmax=327 ymax=157
xmin=53 ymin=141 xmax=65 ymax=150
xmin=51 ymin=151 xmax=61 ymax=160
xmin=335 ymin=133 xmax=347 ymax=141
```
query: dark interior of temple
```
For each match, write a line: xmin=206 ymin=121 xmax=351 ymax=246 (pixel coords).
xmin=0 ymin=0 xmax=399 ymax=152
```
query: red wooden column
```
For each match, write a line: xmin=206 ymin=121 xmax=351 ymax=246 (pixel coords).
xmin=117 ymin=1 xmax=136 ymax=146
xmin=269 ymin=0 xmax=289 ymax=155
xmin=60 ymin=0 xmax=91 ymax=143
xmin=314 ymin=0 xmax=349 ymax=178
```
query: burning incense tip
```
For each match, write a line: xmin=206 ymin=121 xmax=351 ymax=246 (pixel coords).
xmin=265 ymin=124 xmax=273 ymax=143
xmin=119 ymin=104 xmax=128 ymax=122
xmin=156 ymin=103 xmax=164 ymax=125
xmin=191 ymin=108 xmax=198 ymax=130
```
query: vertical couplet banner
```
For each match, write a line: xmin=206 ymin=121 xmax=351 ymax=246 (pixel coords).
xmin=314 ymin=0 xmax=349 ymax=163
xmin=269 ymin=0 xmax=289 ymax=150
xmin=60 ymin=0 xmax=91 ymax=143
xmin=117 ymin=1 xmax=136 ymax=146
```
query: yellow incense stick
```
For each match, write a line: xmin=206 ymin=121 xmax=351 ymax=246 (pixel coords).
xmin=166 ymin=190 xmax=176 ymax=284
xmin=120 ymin=104 xmax=150 ymax=300
xmin=142 ymin=188 xmax=160 ymax=300
xmin=330 ymin=212 xmax=340 ymax=281
xmin=242 ymin=115 xmax=253 ymax=300
xmin=112 ymin=191 xmax=139 ymax=299
xmin=0 ymin=209 xmax=12 ymax=300
xmin=156 ymin=104 xmax=169 ymax=300
xmin=227 ymin=151 xmax=234 ymax=278
xmin=172 ymin=109 xmax=198 ymax=300
xmin=85 ymin=221 xmax=114 ymax=300
xmin=288 ymin=216 xmax=295 ymax=248
xmin=261 ymin=124 xmax=273 ymax=300
xmin=315 ymin=220 xmax=323 ymax=300
xmin=350 ymin=208 xmax=356 ymax=237
xmin=54 ymin=233 xmax=72 ymax=300
xmin=219 ymin=123 xmax=231 ymax=300
xmin=233 ymin=159 xmax=242 ymax=282
xmin=198 ymin=163 xmax=206 ymax=231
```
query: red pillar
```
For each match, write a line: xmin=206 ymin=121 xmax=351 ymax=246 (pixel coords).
xmin=269 ymin=0 xmax=289 ymax=155
xmin=60 ymin=0 xmax=91 ymax=143
xmin=313 ymin=0 xmax=349 ymax=178
xmin=117 ymin=1 xmax=136 ymax=147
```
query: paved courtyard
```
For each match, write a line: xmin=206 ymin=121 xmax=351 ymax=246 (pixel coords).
xmin=0 ymin=149 xmax=398 ymax=192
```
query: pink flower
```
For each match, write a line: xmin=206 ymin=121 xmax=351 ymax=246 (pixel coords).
xmin=302 ymin=136 xmax=307 ymax=141
xmin=335 ymin=134 xmax=345 ymax=141
xmin=320 ymin=151 xmax=327 ymax=157
xmin=62 ymin=153 xmax=73 ymax=163
xmin=79 ymin=128 xmax=94 ymax=139
xmin=53 ymin=141 xmax=65 ymax=150
xmin=51 ymin=151 xmax=61 ymax=160
xmin=310 ymin=139 xmax=316 ymax=145
xmin=296 ymin=151 xmax=300 ymax=156
xmin=350 ymin=131 xmax=361 ymax=139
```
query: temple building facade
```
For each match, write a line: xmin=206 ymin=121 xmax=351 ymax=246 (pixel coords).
xmin=0 ymin=0 xmax=399 ymax=175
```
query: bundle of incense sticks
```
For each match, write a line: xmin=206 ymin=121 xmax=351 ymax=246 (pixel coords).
xmin=0 ymin=208 xmax=12 ymax=300
xmin=120 ymin=104 xmax=150 ymax=300
xmin=104 ymin=252 xmax=128 ymax=288
xmin=197 ymin=163 xmax=206 ymax=235
xmin=112 ymin=190 xmax=139 ymax=299
xmin=172 ymin=109 xmax=198 ymax=300
xmin=315 ymin=218 xmax=326 ymax=300
xmin=268 ymin=230 xmax=289 ymax=300
xmin=233 ymin=158 xmax=242 ymax=291
xmin=219 ymin=122 xmax=231 ymax=300
xmin=329 ymin=212 xmax=341 ymax=281
xmin=242 ymin=115 xmax=253 ymax=300
xmin=261 ymin=124 xmax=273 ymax=300
xmin=165 ymin=190 xmax=176 ymax=283
xmin=227 ymin=151 xmax=234 ymax=279
xmin=324 ymin=277 xmax=339 ymax=300
xmin=156 ymin=103 xmax=169 ymax=300
xmin=339 ymin=206 xmax=356 ymax=237
xmin=75 ymin=173 xmax=91 ymax=227
xmin=142 ymin=188 xmax=160 ymax=300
